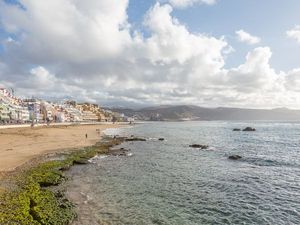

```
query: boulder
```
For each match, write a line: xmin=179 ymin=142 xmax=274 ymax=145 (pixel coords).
xmin=233 ymin=128 xmax=241 ymax=131
xmin=73 ymin=158 xmax=90 ymax=165
xmin=189 ymin=144 xmax=209 ymax=149
xmin=228 ymin=155 xmax=242 ymax=160
xmin=125 ymin=137 xmax=147 ymax=142
xmin=243 ymin=127 xmax=256 ymax=132
xmin=109 ymin=148 xmax=130 ymax=156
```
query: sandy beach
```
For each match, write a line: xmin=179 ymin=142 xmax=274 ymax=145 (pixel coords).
xmin=0 ymin=123 xmax=120 ymax=172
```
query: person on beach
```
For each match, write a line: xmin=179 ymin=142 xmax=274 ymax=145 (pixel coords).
xmin=85 ymin=133 xmax=88 ymax=139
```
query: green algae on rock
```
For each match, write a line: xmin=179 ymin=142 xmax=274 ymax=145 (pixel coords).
xmin=0 ymin=137 xmax=124 ymax=225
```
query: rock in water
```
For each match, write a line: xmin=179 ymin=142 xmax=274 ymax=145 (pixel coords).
xmin=228 ymin=155 xmax=242 ymax=160
xmin=243 ymin=127 xmax=256 ymax=132
xmin=109 ymin=148 xmax=130 ymax=156
xmin=189 ymin=144 xmax=209 ymax=149
xmin=158 ymin=138 xmax=165 ymax=141
xmin=125 ymin=137 xmax=147 ymax=142
xmin=233 ymin=128 xmax=241 ymax=131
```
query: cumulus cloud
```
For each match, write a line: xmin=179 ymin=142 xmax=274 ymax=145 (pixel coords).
xmin=0 ymin=1 xmax=300 ymax=108
xmin=287 ymin=26 xmax=300 ymax=43
xmin=236 ymin=29 xmax=261 ymax=45
xmin=0 ymin=0 xmax=131 ymax=63
xmin=226 ymin=47 xmax=277 ymax=91
xmin=167 ymin=0 xmax=215 ymax=8
xmin=285 ymin=69 xmax=300 ymax=91
xmin=143 ymin=3 xmax=227 ymax=65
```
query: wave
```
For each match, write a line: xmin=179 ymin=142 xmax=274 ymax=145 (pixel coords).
xmin=88 ymin=155 xmax=108 ymax=163
xmin=242 ymin=157 xmax=299 ymax=168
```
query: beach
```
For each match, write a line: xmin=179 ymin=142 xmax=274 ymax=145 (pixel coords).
xmin=1 ymin=121 xmax=300 ymax=224
xmin=0 ymin=123 xmax=120 ymax=172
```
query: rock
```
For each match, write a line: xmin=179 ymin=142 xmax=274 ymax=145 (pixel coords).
xmin=242 ymin=127 xmax=256 ymax=132
xmin=158 ymin=138 xmax=165 ymax=141
xmin=228 ymin=155 xmax=242 ymax=160
xmin=109 ymin=148 xmax=130 ymax=156
xmin=59 ymin=165 xmax=71 ymax=171
xmin=189 ymin=144 xmax=209 ymax=149
xmin=233 ymin=128 xmax=241 ymax=131
xmin=73 ymin=159 xmax=89 ymax=165
xmin=125 ymin=137 xmax=147 ymax=142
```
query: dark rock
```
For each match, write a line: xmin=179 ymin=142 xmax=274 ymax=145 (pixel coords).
xmin=242 ymin=127 xmax=256 ymax=132
xmin=158 ymin=138 xmax=165 ymax=141
xmin=228 ymin=155 xmax=242 ymax=160
xmin=233 ymin=128 xmax=241 ymax=131
xmin=109 ymin=148 xmax=130 ymax=156
xmin=189 ymin=144 xmax=209 ymax=149
xmin=73 ymin=159 xmax=89 ymax=165
xmin=125 ymin=137 xmax=147 ymax=142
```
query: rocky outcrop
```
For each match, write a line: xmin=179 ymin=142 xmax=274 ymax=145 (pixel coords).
xmin=228 ymin=155 xmax=242 ymax=160
xmin=73 ymin=158 xmax=90 ymax=165
xmin=125 ymin=137 xmax=147 ymax=142
xmin=109 ymin=148 xmax=130 ymax=156
xmin=189 ymin=144 xmax=209 ymax=149
xmin=233 ymin=128 xmax=241 ymax=131
xmin=243 ymin=127 xmax=256 ymax=132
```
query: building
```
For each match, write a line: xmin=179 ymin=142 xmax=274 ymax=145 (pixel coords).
xmin=64 ymin=106 xmax=83 ymax=122
xmin=21 ymin=107 xmax=30 ymax=122
xmin=24 ymin=99 xmax=43 ymax=123
xmin=0 ymin=87 xmax=116 ymax=124
xmin=41 ymin=102 xmax=55 ymax=122
xmin=76 ymin=103 xmax=101 ymax=122
xmin=0 ymin=103 xmax=10 ymax=122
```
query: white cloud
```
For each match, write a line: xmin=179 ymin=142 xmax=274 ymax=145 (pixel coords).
xmin=236 ymin=29 xmax=261 ymax=45
xmin=143 ymin=3 xmax=227 ymax=66
xmin=29 ymin=66 xmax=58 ymax=87
xmin=168 ymin=0 xmax=215 ymax=8
xmin=0 ymin=1 xmax=300 ymax=108
xmin=287 ymin=26 xmax=300 ymax=43
xmin=285 ymin=69 xmax=300 ymax=91
xmin=0 ymin=0 xmax=131 ymax=63
xmin=226 ymin=47 xmax=277 ymax=91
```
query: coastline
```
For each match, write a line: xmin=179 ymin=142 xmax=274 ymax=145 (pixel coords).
xmin=0 ymin=123 xmax=123 ymax=173
xmin=0 ymin=125 xmax=127 ymax=225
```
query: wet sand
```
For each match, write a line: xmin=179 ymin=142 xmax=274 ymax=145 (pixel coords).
xmin=0 ymin=123 xmax=121 ymax=172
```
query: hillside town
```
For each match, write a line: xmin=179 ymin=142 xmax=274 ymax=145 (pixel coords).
xmin=0 ymin=88 xmax=132 ymax=124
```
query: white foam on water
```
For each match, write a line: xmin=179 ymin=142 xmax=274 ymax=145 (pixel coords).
xmin=148 ymin=137 xmax=157 ymax=140
xmin=88 ymin=155 xmax=108 ymax=163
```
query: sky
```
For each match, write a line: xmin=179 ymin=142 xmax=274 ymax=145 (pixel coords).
xmin=1 ymin=0 xmax=300 ymax=109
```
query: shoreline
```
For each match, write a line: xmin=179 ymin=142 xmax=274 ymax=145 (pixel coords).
xmin=0 ymin=133 xmax=128 ymax=224
xmin=0 ymin=123 xmax=125 ymax=173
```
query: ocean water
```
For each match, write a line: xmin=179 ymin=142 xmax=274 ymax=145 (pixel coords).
xmin=66 ymin=121 xmax=300 ymax=225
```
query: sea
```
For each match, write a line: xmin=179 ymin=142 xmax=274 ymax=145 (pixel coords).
xmin=65 ymin=121 xmax=300 ymax=225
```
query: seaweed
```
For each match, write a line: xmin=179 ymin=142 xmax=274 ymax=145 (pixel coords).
xmin=0 ymin=137 xmax=122 ymax=225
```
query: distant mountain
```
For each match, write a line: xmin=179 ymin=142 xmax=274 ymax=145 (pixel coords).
xmin=108 ymin=105 xmax=300 ymax=121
